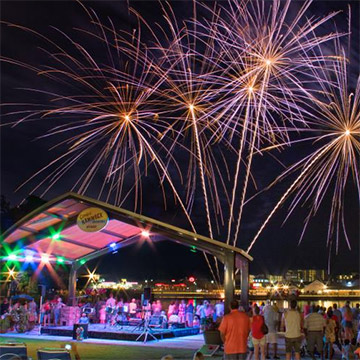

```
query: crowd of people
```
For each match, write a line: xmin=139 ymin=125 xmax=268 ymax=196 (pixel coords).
xmin=1 ymin=294 xmax=360 ymax=360
xmin=218 ymin=300 xmax=360 ymax=360
xmin=0 ymin=293 xmax=225 ymax=331
xmin=0 ymin=295 xmax=68 ymax=332
xmin=82 ymin=295 xmax=225 ymax=329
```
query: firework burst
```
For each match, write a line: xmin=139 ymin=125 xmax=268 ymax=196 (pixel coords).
xmin=248 ymin=47 xmax=360 ymax=270
xmin=194 ymin=0 xmax=342 ymax=247
xmin=1 ymin=12 xmax=198 ymax=229
xmin=1 ymin=0 xmax=357 ymax=276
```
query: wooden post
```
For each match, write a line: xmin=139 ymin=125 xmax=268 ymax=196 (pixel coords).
xmin=68 ymin=262 xmax=79 ymax=306
xmin=223 ymin=251 xmax=235 ymax=314
xmin=240 ymin=257 xmax=249 ymax=308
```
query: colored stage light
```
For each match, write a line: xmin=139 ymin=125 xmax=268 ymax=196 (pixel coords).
xmin=25 ymin=254 xmax=34 ymax=262
xmin=8 ymin=254 xmax=17 ymax=261
xmin=41 ymin=254 xmax=50 ymax=263
xmin=57 ymin=257 xmax=65 ymax=264
xmin=141 ymin=230 xmax=150 ymax=237
xmin=80 ymin=259 xmax=86 ymax=265
xmin=109 ymin=242 xmax=117 ymax=249
xmin=52 ymin=233 xmax=61 ymax=241
xmin=9 ymin=269 xmax=15 ymax=277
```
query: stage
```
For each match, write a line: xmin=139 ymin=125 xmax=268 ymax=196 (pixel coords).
xmin=40 ymin=323 xmax=200 ymax=341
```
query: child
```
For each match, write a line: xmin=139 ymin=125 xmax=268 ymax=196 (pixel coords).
xmin=325 ymin=310 xmax=336 ymax=360
xmin=342 ymin=339 xmax=354 ymax=360
xmin=79 ymin=313 xmax=89 ymax=324
xmin=193 ymin=315 xmax=200 ymax=328
xmin=247 ymin=333 xmax=254 ymax=360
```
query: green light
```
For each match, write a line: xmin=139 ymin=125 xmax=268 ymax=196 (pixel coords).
xmin=8 ymin=254 xmax=17 ymax=261
xmin=190 ymin=246 xmax=197 ymax=253
xmin=52 ymin=233 xmax=61 ymax=241
xmin=57 ymin=257 xmax=65 ymax=264
xmin=80 ymin=259 xmax=86 ymax=265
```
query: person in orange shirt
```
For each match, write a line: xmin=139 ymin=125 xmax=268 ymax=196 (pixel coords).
xmin=219 ymin=300 xmax=251 ymax=360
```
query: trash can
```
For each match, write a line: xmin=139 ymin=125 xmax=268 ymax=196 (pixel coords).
xmin=72 ymin=323 xmax=88 ymax=340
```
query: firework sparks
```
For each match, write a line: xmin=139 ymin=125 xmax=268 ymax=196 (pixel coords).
xmin=1 ymin=13 xmax=198 ymax=231
xmin=194 ymin=0 xmax=342 ymax=247
xmin=248 ymin=48 xmax=360 ymax=270
xmin=131 ymin=1 xmax=238 ymax=283
xmin=0 ymin=0 xmax=357 ymax=276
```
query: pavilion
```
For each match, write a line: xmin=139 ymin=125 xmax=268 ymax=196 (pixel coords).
xmin=1 ymin=192 xmax=252 ymax=311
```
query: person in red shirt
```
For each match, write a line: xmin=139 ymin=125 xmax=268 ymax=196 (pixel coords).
xmin=219 ymin=300 xmax=251 ymax=360
xmin=252 ymin=306 xmax=266 ymax=360
xmin=40 ymin=299 xmax=51 ymax=326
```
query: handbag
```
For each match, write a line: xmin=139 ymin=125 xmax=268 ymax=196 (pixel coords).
xmin=261 ymin=317 xmax=268 ymax=335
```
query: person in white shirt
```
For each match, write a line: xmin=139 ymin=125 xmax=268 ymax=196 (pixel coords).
xmin=214 ymin=300 xmax=224 ymax=321
xmin=264 ymin=301 xmax=280 ymax=359
xmin=105 ymin=293 xmax=116 ymax=308
xmin=105 ymin=293 xmax=116 ymax=325
xmin=168 ymin=313 xmax=180 ymax=327
xmin=54 ymin=297 xmax=65 ymax=326
xmin=281 ymin=300 xmax=303 ymax=360
xmin=129 ymin=298 xmax=137 ymax=317
xmin=304 ymin=305 xmax=326 ymax=360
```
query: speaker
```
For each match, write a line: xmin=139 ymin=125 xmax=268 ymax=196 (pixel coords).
xmin=143 ymin=287 xmax=151 ymax=300
xmin=141 ymin=294 xmax=148 ymax=307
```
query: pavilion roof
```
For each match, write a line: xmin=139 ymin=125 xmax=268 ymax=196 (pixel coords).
xmin=1 ymin=192 xmax=252 ymax=265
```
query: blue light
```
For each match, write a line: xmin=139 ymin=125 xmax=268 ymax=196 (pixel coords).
xmin=25 ymin=254 xmax=34 ymax=262
xmin=109 ymin=242 xmax=117 ymax=249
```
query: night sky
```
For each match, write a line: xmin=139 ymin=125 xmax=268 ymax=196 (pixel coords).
xmin=1 ymin=1 xmax=359 ymax=281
